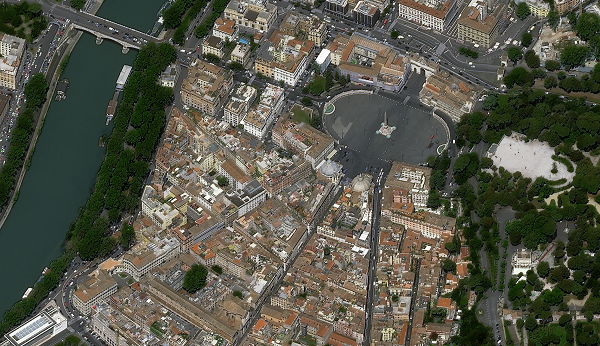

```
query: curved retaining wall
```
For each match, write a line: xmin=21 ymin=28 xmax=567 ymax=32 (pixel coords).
xmin=324 ymin=89 xmax=374 ymax=111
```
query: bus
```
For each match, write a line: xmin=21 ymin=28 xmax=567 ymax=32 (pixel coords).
xmin=383 ymin=19 xmax=388 ymax=25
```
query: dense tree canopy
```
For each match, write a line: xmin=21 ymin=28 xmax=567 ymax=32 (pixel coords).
xmin=516 ymin=2 xmax=531 ymax=19
xmin=508 ymin=47 xmax=523 ymax=62
xmin=575 ymin=12 xmax=600 ymax=41
xmin=74 ymin=42 xmax=176 ymax=260
xmin=521 ymin=32 xmax=533 ymax=47
xmin=561 ymin=44 xmax=590 ymax=70
xmin=24 ymin=73 xmax=48 ymax=109
xmin=183 ymin=264 xmax=208 ymax=293
xmin=524 ymin=50 xmax=540 ymax=68
xmin=545 ymin=60 xmax=561 ymax=71
xmin=453 ymin=153 xmax=479 ymax=185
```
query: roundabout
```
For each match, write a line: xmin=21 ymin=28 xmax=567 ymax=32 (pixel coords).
xmin=324 ymin=92 xmax=449 ymax=166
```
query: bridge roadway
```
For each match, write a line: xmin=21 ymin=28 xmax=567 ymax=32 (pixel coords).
xmin=17 ymin=0 xmax=161 ymax=50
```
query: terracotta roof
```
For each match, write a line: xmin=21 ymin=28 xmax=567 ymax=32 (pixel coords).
xmin=254 ymin=318 xmax=267 ymax=331
xmin=437 ymin=297 xmax=452 ymax=308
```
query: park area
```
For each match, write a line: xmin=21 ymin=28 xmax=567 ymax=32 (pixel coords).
xmin=489 ymin=133 xmax=575 ymax=183
xmin=290 ymin=104 xmax=313 ymax=124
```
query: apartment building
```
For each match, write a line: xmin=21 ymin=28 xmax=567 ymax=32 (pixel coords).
xmin=517 ymin=0 xmax=549 ymax=17
xmin=215 ymin=250 xmax=253 ymax=279
xmin=224 ymin=0 xmax=277 ymax=32
xmin=280 ymin=11 xmax=327 ymax=47
xmin=141 ymin=185 xmax=180 ymax=229
xmin=273 ymin=109 xmax=335 ymax=169
xmin=119 ymin=236 xmax=181 ymax=281
xmin=261 ymin=158 xmax=312 ymax=195
xmin=145 ymin=277 xmax=238 ymax=342
xmin=385 ymin=161 xmax=431 ymax=207
xmin=353 ymin=1 xmax=380 ymax=27
xmin=556 ymin=0 xmax=579 ymax=13
xmin=419 ymin=70 xmax=479 ymax=122
xmin=72 ymin=270 xmax=118 ymax=315
xmin=330 ymin=33 xmax=411 ymax=92
xmin=388 ymin=212 xmax=455 ymax=239
xmin=242 ymin=83 xmax=285 ymax=139
xmin=0 ymin=34 xmax=25 ymax=90
xmin=304 ymin=17 xmax=327 ymax=47
xmin=202 ymin=35 xmax=225 ymax=59
xmin=219 ymin=159 xmax=251 ymax=190
xmin=224 ymin=180 xmax=267 ymax=219
xmin=254 ymin=30 xmax=315 ymax=86
xmin=325 ymin=0 xmax=350 ymax=17
xmin=224 ymin=83 xmax=258 ymax=126
xmin=397 ymin=0 xmax=459 ymax=32
xmin=181 ymin=59 xmax=233 ymax=116
xmin=457 ymin=1 xmax=506 ymax=48
xmin=212 ymin=18 xmax=238 ymax=41
xmin=231 ymin=43 xmax=252 ymax=65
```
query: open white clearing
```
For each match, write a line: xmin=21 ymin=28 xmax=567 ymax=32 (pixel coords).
xmin=489 ymin=133 xmax=575 ymax=182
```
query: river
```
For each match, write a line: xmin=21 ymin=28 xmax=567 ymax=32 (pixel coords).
xmin=0 ymin=0 xmax=165 ymax=317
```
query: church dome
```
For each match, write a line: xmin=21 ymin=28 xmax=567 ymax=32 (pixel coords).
xmin=320 ymin=159 xmax=342 ymax=177
xmin=352 ymin=174 xmax=371 ymax=193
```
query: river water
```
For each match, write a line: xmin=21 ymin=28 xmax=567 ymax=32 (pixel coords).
xmin=0 ymin=0 xmax=165 ymax=317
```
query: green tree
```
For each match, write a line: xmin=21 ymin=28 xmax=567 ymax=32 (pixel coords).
xmin=301 ymin=97 xmax=313 ymax=106
xmin=537 ymin=261 xmax=550 ymax=278
xmin=391 ymin=30 xmax=399 ymax=39
xmin=182 ymin=264 xmax=208 ymax=293
xmin=308 ymin=76 xmax=326 ymax=95
xmin=232 ymin=290 xmax=243 ymax=298
xmin=70 ymin=0 xmax=85 ymax=10
xmin=561 ymin=44 xmax=590 ymax=70
xmin=195 ymin=23 xmax=209 ymax=37
xmin=522 ymin=32 xmax=533 ymax=47
xmin=548 ymin=10 xmax=560 ymax=30
xmin=228 ymin=61 xmax=244 ymax=71
xmin=504 ymin=67 xmax=533 ymax=88
xmin=516 ymin=2 xmax=531 ymax=19
xmin=482 ymin=94 xmax=498 ymax=110
xmin=444 ymin=242 xmax=458 ymax=254
xmin=508 ymin=47 xmax=523 ymax=62
xmin=452 ymin=153 xmax=480 ymax=185
xmin=525 ymin=315 xmax=538 ymax=331
xmin=211 ymin=265 xmax=223 ymax=275
xmin=442 ymin=259 xmax=457 ymax=272
xmin=203 ymin=53 xmax=220 ymax=63
xmin=524 ymin=50 xmax=540 ymax=68
xmin=216 ymin=175 xmax=229 ymax=187
xmin=559 ymin=76 xmax=582 ymax=92
xmin=545 ymin=60 xmax=561 ymax=71
xmin=559 ymin=313 xmax=572 ymax=327
xmin=24 ymin=73 xmax=48 ymax=109
xmin=575 ymin=12 xmax=600 ymax=41
xmin=544 ymin=75 xmax=558 ymax=89
xmin=119 ymin=224 xmax=136 ymax=249
xmin=29 ymin=3 xmax=42 ymax=14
